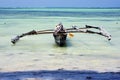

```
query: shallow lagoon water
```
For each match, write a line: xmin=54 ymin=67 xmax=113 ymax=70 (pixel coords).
xmin=0 ymin=8 xmax=120 ymax=72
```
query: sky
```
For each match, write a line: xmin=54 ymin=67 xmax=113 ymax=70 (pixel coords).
xmin=0 ymin=0 xmax=120 ymax=8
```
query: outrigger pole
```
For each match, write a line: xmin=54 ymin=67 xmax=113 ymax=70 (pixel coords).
xmin=11 ymin=25 xmax=111 ymax=44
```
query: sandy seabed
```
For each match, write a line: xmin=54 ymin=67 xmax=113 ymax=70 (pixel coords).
xmin=0 ymin=52 xmax=120 ymax=80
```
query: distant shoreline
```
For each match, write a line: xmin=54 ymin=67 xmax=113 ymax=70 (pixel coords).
xmin=0 ymin=7 xmax=120 ymax=9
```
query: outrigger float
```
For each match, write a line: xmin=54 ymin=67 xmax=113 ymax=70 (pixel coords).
xmin=11 ymin=23 xmax=111 ymax=46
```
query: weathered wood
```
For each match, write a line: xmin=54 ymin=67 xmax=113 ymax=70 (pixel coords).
xmin=11 ymin=25 xmax=111 ymax=45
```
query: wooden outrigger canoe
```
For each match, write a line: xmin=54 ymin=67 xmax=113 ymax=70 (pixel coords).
xmin=11 ymin=23 xmax=111 ymax=46
xmin=53 ymin=23 xmax=67 ymax=46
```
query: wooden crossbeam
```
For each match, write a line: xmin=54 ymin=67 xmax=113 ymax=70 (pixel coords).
xmin=11 ymin=25 xmax=111 ymax=44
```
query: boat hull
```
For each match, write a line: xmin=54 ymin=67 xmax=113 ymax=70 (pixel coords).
xmin=53 ymin=33 xmax=67 ymax=46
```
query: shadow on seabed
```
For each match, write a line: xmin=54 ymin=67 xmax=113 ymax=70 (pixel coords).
xmin=0 ymin=70 xmax=119 ymax=80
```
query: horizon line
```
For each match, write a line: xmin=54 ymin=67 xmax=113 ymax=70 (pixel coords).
xmin=0 ymin=7 xmax=120 ymax=9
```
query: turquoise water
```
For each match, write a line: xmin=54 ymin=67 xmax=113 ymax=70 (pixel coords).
xmin=0 ymin=8 xmax=120 ymax=72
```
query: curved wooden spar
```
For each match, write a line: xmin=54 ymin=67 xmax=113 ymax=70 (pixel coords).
xmin=67 ymin=25 xmax=111 ymax=41
xmin=11 ymin=25 xmax=111 ymax=44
